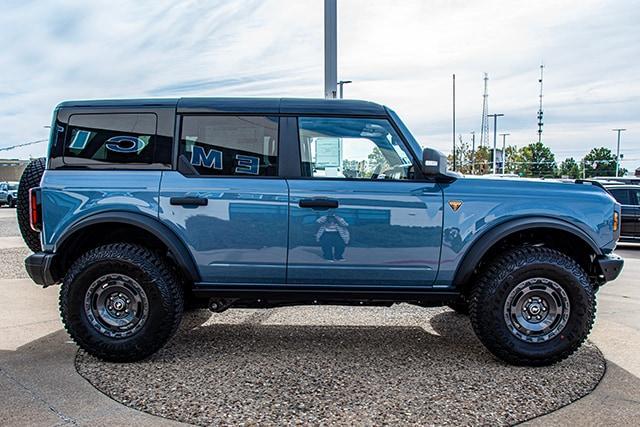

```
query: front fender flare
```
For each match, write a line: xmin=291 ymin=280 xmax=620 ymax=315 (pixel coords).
xmin=54 ymin=211 xmax=200 ymax=282
xmin=452 ymin=216 xmax=602 ymax=288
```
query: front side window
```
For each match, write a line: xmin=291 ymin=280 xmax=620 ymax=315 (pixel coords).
xmin=64 ymin=113 xmax=170 ymax=166
xmin=179 ymin=115 xmax=278 ymax=177
xmin=298 ymin=117 xmax=414 ymax=180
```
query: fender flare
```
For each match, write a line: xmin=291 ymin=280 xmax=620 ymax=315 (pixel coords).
xmin=452 ymin=216 xmax=602 ymax=287
xmin=55 ymin=211 xmax=200 ymax=282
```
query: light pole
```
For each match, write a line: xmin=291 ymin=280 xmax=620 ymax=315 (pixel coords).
xmin=452 ymin=74 xmax=456 ymax=171
xmin=612 ymin=128 xmax=626 ymax=177
xmin=324 ymin=0 xmax=337 ymax=98
xmin=488 ymin=113 xmax=504 ymax=174
xmin=470 ymin=131 xmax=476 ymax=174
xmin=337 ymin=80 xmax=352 ymax=99
xmin=499 ymin=133 xmax=510 ymax=174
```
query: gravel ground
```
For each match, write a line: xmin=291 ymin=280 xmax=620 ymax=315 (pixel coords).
xmin=0 ymin=247 xmax=32 ymax=279
xmin=76 ymin=305 xmax=605 ymax=426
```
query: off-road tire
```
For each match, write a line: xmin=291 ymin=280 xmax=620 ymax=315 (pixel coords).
xmin=469 ymin=247 xmax=596 ymax=366
xmin=447 ymin=295 xmax=470 ymax=315
xmin=60 ymin=243 xmax=184 ymax=362
xmin=17 ymin=157 xmax=45 ymax=252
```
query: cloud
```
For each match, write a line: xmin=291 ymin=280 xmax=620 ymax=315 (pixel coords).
xmin=0 ymin=0 xmax=638 ymax=169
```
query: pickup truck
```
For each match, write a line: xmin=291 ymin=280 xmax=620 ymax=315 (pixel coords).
xmin=19 ymin=98 xmax=623 ymax=366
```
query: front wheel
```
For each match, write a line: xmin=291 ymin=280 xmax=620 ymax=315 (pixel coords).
xmin=469 ymin=247 xmax=596 ymax=366
xmin=60 ymin=243 xmax=184 ymax=362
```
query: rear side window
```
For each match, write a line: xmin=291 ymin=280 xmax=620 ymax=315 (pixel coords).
xmin=610 ymin=189 xmax=631 ymax=205
xmin=179 ymin=115 xmax=278 ymax=177
xmin=64 ymin=113 xmax=171 ymax=167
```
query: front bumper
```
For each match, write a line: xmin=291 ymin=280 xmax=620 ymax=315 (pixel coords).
xmin=596 ymin=253 xmax=624 ymax=282
xmin=25 ymin=252 xmax=59 ymax=287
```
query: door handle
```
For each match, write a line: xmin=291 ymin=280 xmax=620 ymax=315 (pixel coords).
xmin=170 ymin=196 xmax=208 ymax=206
xmin=298 ymin=198 xmax=339 ymax=210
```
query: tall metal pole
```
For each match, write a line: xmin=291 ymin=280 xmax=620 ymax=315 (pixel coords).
xmin=500 ymin=133 xmax=510 ymax=174
xmin=452 ymin=74 xmax=456 ymax=171
xmin=537 ymin=64 xmax=544 ymax=143
xmin=612 ymin=128 xmax=626 ymax=177
xmin=470 ymin=131 xmax=476 ymax=175
xmin=324 ymin=0 xmax=337 ymax=99
xmin=488 ymin=113 xmax=504 ymax=174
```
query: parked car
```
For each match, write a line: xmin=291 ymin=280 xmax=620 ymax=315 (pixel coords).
xmin=603 ymin=184 xmax=640 ymax=242
xmin=20 ymin=98 xmax=623 ymax=366
xmin=0 ymin=181 xmax=18 ymax=207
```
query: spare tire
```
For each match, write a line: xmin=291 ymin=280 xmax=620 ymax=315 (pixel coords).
xmin=17 ymin=158 xmax=45 ymax=252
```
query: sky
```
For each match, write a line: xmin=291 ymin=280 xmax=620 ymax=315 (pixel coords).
xmin=1 ymin=0 xmax=639 ymax=170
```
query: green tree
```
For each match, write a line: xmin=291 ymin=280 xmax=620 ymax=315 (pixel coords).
xmin=558 ymin=157 xmax=582 ymax=179
xmin=367 ymin=147 xmax=387 ymax=173
xmin=581 ymin=147 xmax=627 ymax=177
xmin=517 ymin=142 xmax=557 ymax=177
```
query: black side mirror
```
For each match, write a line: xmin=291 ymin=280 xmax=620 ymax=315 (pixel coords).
xmin=422 ymin=148 xmax=456 ymax=182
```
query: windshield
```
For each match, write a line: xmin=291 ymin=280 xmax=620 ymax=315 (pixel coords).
xmin=7 ymin=183 xmax=18 ymax=191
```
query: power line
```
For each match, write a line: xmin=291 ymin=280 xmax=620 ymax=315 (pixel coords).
xmin=0 ymin=139 xmax=47 ymax=152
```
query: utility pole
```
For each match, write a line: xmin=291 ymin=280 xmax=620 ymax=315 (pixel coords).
xmin=488 ymin=113 xmax=504 ymax=174
xmin=337 ymin=80 xmax=352 ymax=98
xmin=324 ymin=0 xmax=337 ymax=99
xmin=537 ymin=64 xmax=544 ymax=143
xmin=452 ymin=74 xmax=456 ymax=171
xmin=480 ymin=73 xmax=489 ymax=148
xmin=612 ymin=128 xmax=626 ymax=177
xmin=500 ymin=133 xmax=510 ymax=174
xmin=470 ymin=131 xmax=476 ymax=175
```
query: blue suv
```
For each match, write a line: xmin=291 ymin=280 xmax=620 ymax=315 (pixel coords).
xmin=21 ymin=98 xmax=623 ymax=365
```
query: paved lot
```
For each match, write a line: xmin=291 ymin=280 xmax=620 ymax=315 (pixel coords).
xmin=0 ymin=207 xmax=638 ymax=425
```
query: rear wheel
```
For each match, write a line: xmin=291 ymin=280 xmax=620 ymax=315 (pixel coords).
xmin=469 ymin=247 xmax=595 ymax=366
xmin=60 ymin=243 xmax=184 ymax=362
xmin=17 ymin=157 xmax=46 ymax=252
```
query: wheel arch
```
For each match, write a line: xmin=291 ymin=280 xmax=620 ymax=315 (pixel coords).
xmin=54 ymin=211 xmax=200 ymax=283
xmin=452 ymin=216 xmax=602 ymax=290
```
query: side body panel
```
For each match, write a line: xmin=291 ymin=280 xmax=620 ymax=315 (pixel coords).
xmin=40 ymin=170 xmax=163 ymax=251
xmin=158 ymin=171 xmax=289 ymax=284
xmin=286 ymin=180 xmax=443 ymax=286
xmin=435 ymin=177 xmax=617 ymax=286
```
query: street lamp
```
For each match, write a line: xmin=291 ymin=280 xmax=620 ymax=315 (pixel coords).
xmin=488 ymin=113 xmax=504 ymax=174
xmin=499 ymin=133 xmax=510 ymax=174
xmin=337 ymin=80 xmax=352 ymax=99
xmin=612 ymin=128 xmax=626 ymax=177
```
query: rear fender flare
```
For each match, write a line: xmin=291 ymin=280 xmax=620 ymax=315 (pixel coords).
xmin=55 ymin=211 xmax=200 ymax=282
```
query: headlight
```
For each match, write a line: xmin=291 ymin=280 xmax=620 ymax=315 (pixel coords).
xmin=613 ymin=211 xmax=619 ymax=232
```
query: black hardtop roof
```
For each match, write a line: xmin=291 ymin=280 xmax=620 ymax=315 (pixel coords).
xmin=56 ymin=97 xmax=388 ymax=116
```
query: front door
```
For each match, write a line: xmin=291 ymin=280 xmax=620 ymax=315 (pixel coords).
xmin=159 ymin=114 xmax=289 ymax=284
xmin=286 ymin=116 xmax=443 ymax=287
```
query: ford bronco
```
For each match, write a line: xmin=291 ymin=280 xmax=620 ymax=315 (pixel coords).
xmin=20 ymin=98 xmax=623 ymax=365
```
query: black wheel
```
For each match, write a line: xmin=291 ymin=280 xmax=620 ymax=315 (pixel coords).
xmin=60 ymin=243 xmax=184 ymax=362
xmin=447 ymin=295 xmax=469 ymax=315
xmin=7 ymin=195 xmax=15 ymax=208
xmin=17 ymin=157 xmax=45 ymax=252
xmin=469 ymin=247 xmax=595 ymax=366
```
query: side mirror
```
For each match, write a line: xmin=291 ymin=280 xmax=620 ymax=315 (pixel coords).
xmin=422 ymin=148 xmax=456 ymax=182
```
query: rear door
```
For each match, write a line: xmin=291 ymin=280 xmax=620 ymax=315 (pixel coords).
xmin=285 ymin=116 xmax=443 ymax=287
xmin=159 ymin=114 xmax=289 ymax=284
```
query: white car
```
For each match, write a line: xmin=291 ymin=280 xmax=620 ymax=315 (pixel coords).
xmin=0 ymin=181 xmax=18 ymax=208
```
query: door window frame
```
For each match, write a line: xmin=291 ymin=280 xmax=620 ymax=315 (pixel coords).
xmin=281 ymin=114 xmax=428 ymax=181
xmin=173 ymin=113 xmax=285 ymax=179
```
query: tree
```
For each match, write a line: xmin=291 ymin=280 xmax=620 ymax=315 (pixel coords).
xmin=558 ymin=157 xmax=581 ymax=179
xmin=517 ymin=142 xmax=557 ymax=177
xmin=581 ymin=147 xmax=627 ymax=178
